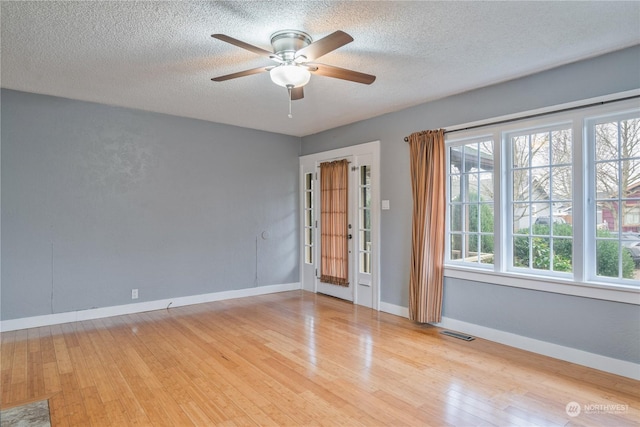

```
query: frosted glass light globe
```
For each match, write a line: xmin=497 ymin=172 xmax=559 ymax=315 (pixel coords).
xmin=270 ymin=64 xmax=311 ymax=88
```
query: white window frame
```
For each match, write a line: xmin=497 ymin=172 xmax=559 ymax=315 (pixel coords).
xmin=586 ymin=109 xmax=640 ymax=285
xmin=445 ymin=136 xmax=496 ymax=269
xmin=444 ymin=91 xmax=640 ymax=305
xmin=505 ymin=122 xmax=574 ymax=279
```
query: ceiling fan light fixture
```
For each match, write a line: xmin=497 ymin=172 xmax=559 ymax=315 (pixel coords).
xmin=270 ymin=64 xmax=311 ymax=88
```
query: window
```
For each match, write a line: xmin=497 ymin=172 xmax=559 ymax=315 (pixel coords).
xmin=445 ymin=96 xmax=640 ymax=299
xmin=448 ymin=139 xmax=494 ymax=266
xmin=509 ymin=126 xmax=573 ymax=274
xmin=303 ymin=172 xmax=314 ymax=264
xmin=591 ymin=114 xmax=640 ymax=281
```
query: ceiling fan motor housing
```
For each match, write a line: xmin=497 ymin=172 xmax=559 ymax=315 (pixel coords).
xmin=270 ymin=30 xmax=312 ymax=62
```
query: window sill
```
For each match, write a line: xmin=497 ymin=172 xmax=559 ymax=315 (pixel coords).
xmin=444 ymin=265 xmax=640 ymax=305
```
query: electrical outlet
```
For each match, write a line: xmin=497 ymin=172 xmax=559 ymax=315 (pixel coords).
xmin=131 ymin=288 xmax=139 ymax=299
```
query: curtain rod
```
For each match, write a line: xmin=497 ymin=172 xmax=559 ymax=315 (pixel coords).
xmin=403 ymin=94 xmax=640 ymax=142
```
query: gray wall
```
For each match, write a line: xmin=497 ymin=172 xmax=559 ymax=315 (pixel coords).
xmin=2 ymin=45 xmax=639 ymax=362
xmin=301 ymin=45 xmax=640 ymax=363
xmin=2 ymin=89 xmax=300 ymax=320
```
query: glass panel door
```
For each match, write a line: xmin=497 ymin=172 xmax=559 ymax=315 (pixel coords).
xmin=355 ymin=154 xmax=374 ymax=308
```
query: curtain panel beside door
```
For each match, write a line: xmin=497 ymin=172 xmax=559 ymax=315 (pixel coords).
xmin=320 ymin=159 xmax=350 ymax=286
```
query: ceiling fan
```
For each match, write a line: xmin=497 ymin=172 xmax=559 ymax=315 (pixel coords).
xmin=210 ymin=30 xmax=376 ymax=115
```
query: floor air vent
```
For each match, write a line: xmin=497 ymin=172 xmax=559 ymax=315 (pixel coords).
xmin=440 ymin=330 xmax=475 ymax=341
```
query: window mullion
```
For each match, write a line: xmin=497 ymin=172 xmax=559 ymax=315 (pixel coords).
xmin=573 ymin=116 xmax=586 ymax=282
xmin=494 ymin=131 xmax=505 ymax=272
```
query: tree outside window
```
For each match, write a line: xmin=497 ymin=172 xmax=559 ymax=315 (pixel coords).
xmin=510 ymin=127 xmax=573 ymax=273
xmin=594 ymin=116 xmax=640 ymax=280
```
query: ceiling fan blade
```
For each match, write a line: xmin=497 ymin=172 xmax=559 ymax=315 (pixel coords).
xmin=291 ymin=86 xmax=304 ymax=101
xmin=211 ymin=34 xmax=272 ymax=57
xmin=309 ymin=64 xmax=376 ymax=85
xmin=211 ymin=66 xmax=268 ymax=82
xmin=295 ymin=30 xmax=353 ymax=62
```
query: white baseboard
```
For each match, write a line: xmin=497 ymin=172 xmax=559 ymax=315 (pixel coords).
xmin=377 ymin=304 xmax=639 ymax=380
xmin=379 ymin=301 xmax=409 ymax=318
xmin=0 ymin=282 xmax=301 ymax=332
xmin=435 ymin=316 xmax=640 ymax=381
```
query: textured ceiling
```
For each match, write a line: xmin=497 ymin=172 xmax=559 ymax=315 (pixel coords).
xmin=2 ymin=1 xmax=639 ymax=137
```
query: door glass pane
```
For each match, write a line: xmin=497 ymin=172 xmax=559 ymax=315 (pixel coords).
xmin=305 ymin=191 xmax=313 ymax=209
xmin=359 ymin=252 xmax=371 ymax=274
xmin=359 ymin=230 xmax=371 ymax=251
xmin=305 ymin=209 xmax=313 ymax=227
xmin=361 ymin=186 xmax=370 ymax=208
xmin=360 ymin=208 xmax=371 ymax=230
xmin=305 ymin=173 xmax=313 ymax=191
xmin=361 ymin=165 xmax=370 ymax=186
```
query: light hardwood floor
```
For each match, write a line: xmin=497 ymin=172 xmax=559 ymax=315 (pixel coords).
xmin=1 ymin=290 xmax=638 ymax=426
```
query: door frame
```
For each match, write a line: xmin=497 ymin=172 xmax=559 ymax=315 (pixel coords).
xmin=299 ymin=141 xmax=380 ymax=310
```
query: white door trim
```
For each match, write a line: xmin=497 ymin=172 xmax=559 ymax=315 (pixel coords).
xmin=299 ymin=141 xmax=381 ymax=310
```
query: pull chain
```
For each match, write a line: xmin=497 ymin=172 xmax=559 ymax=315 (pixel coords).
xmin=287 ymin=85 xmax=293 ymax=119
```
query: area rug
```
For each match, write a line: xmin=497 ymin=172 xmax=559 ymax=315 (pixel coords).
xmin=0 ymin=400 xmax=50 ymax=427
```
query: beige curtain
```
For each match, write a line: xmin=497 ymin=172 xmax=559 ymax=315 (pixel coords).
xmin=320 ymin=159 xmax=349 ymax=286
xmin=408 ymin=130 xmax=446 ymax=323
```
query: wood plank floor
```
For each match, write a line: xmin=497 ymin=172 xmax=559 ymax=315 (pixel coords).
xmin=1 ymin=290 xmax=638 ymax=426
